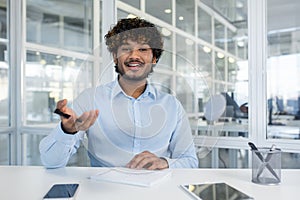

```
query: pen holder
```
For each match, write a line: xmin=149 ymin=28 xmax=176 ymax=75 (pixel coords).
xmin=251 ymin=147 xmax=281 ymax=185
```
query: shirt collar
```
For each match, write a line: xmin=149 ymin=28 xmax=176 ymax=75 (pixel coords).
xmin=111 ymin=78 xmax=156 ymax=100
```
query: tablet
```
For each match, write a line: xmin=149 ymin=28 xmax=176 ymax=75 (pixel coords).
xmin=180 ymin=182 xmax=253 ymax=200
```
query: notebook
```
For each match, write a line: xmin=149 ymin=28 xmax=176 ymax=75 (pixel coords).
xmin=89 ymin=167 xmax=172 ymax=187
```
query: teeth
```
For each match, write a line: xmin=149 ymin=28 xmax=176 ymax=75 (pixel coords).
xmin=128 ymin=63 xmax=140 ymax=67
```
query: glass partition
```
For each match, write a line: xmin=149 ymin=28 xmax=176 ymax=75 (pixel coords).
xmin=0 ymin=134 xmax=9 ymax=165
xmin=176 ymin=0 xmax=195 ymax=35
xmin=0 ymin=1 xmax=8 ymax=127
xmin=146 ymin=0 xmax=172 ymax=25
xmin=267 ymin=0 xmax=300 ymax=140
xmin=214 ymin=20 xmax=225 ymax=50
xmin=119 ymin=0 xmax=140 ymax=9
xmin=25 ymin=51 xmax=93 ymax=125
xmin=26 ymin=0 xmax=93 ymax=53
xmin=198 ymin=7 xmax=212 ymax=43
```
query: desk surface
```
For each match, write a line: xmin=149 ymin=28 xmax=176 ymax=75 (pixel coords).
xmin=1 ymin=166 xmax=300 ymax=200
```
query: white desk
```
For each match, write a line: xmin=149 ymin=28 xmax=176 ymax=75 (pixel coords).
xmin=1 ymin=166 xmax=300 ymax=200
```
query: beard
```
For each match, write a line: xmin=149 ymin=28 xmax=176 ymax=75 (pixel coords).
xmin=115 ymin=62 xmax=154 ymax=81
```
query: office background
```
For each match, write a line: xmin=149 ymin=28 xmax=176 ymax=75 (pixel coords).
xmin=0 ymin=0 xmax=299 ymax=168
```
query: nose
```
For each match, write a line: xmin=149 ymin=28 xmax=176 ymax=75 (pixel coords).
xmin=128 ymin=48 xmax=140 ymax=58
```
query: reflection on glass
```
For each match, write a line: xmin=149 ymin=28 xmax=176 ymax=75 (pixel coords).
xmin=25 ymin=51 xmax=93 ymax=125
xmin=267 ymin=0 xmax=300 ymax=140
xmin=176 ymin=0 xmax=195 ymax=35
xmin=0 ymin=134 xmax=9 ymax=165
xmin=26 ymin=0 xmax=93 ymax=53
xmin=176 ymin=34 xmax=195 ymax=73
xmin=146 ymin=0 xmax=172 ymax=24
xmin=198 ymin=7 xmax=212 ymax=43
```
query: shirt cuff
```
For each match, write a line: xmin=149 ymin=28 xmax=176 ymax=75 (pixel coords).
xmin=52 ymin=123 xmax=79 ymax=145
xmin=160 ymin=156 xmax=170 ymax=168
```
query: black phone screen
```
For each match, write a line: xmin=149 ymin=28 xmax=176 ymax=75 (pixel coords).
xmin=43 ymin=183 xmax=79 ymax=199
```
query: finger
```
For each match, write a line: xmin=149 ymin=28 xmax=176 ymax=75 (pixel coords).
xmin=135 ymin=156 xmax=156 ymax=169
xmin=127 ymin=151 xmax=153 ymax=169
xmin=147 ymin=158 xmax=168 ymax=170
xmin=56 ymin=99 xmax=67 ymax=110
xmin=76 ymin=110 xmax=99 ymax=131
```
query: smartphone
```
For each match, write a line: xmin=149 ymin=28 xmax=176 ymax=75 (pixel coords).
xmin=43 ymin=183 xmax=79 ymax=200
xmin=180 ymin=182 xmax=253 ymax=200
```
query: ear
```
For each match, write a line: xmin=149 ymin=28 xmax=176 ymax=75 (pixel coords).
xmin=152 ymin=56 xmax=157 ymax=64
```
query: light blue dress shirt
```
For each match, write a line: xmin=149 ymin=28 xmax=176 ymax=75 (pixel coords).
xmin=39 ymin=79 xmax=198 ymax=168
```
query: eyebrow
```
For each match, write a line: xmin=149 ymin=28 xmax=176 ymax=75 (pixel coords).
xmin=120 ymin=41 xmax=149 ymax=46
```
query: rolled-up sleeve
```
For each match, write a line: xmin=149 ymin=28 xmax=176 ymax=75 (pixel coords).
xmin=39 ymin=123 xmax=84 ymax=168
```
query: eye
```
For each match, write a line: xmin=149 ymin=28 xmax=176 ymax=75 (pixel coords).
xmin=121 ymin=47 xmax=131 ymax=52
xmin=139 ymin=48 xmax=150 ymax=52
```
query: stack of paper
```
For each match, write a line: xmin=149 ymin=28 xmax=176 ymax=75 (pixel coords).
xmin=89 ymin=167 xmax=172 ymax=187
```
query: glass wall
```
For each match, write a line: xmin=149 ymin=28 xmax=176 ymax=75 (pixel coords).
xmin=0 ymin=0 xmax=8 ymax=127
xmin=1 ymin=0 xmax=300 ymax=169
xmin=0 ymin=134 xmax=9 ymax=165
xmin=0 ymin=0 xmax=9 ymax=165
xmin=25 ymin=51 xmax=93 ymax=125
xmin=265 ymin=0 xmax=300 ymax=168
xmin=117 ymin=0 xmax=249 ymax=168
xmin=26 ymin=0 xmax=93 ymax=53
xmin=20 ymin=0 xmax=101 ymax=165
xmin=25 ymin=0 xmax=95 ymax=126
xmin=267 ymin=0 xmax=300 ymax=141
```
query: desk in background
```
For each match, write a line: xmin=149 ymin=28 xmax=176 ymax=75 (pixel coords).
xmin=191 ymin=119 xmax=300 ymax=139
xmin=0 ymin=166 xmax=300 ymax=200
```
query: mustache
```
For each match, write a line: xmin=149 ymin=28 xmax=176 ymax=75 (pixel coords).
xmin=124 ymin=59 xmax=144 ymax=66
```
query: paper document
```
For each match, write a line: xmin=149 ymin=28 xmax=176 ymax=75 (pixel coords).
xmin=89 ymin=167 xmax=172 ymax=187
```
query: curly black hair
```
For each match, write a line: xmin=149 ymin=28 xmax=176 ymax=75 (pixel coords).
xmin=105 ymin=17 xmax=164 ymax=62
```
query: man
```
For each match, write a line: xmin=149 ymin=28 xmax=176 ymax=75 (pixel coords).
xmin=39 ymin=17 xmax=198 ymax=170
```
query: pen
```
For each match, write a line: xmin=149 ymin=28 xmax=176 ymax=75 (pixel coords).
xmin=255 ymin=144 xmax=276 ymax=179
xmin=54 ymin=108 xmax=71 ymax=119
xmin=248 ymin=142 xmax=280 ymax=182
xmin=54 ymin=109 xmax=82 ymax=123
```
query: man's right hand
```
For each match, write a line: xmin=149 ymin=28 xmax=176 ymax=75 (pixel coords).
xmin=56 ymin=99 xmax=99 ymax=134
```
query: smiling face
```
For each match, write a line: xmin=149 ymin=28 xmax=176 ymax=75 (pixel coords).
xmin=113 ymin=39 xmax=157 ymax=82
